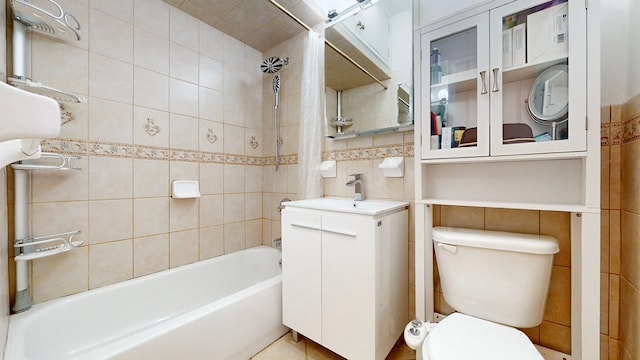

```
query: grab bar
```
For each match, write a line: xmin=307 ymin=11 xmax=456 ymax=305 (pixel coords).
xmin=14 ymin=230 xmax=82 ymax=262
xmin=12 ymin=152 xmax=81 ymax=171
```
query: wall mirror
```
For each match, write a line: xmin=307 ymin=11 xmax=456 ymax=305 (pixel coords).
xmin=324 ymin=0 xmax=413 ymax=138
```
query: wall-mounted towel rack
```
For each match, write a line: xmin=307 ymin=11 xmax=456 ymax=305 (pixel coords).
xmin=12 ymin=152 xmax=81 ymax=171
xmin=10 ymin=0 xmax=81 ymax=42
xmin=7 ymin=77 xmax=84 ymax=103
xmin=14 ymin=230 xmax=82 ymax=262
xmin=9 ymin=0 xmax=84 ymax=103
xmin=10 ymin=154 xmax=83 ymax=313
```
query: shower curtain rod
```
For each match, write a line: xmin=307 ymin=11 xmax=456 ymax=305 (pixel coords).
xmin=267 ymin=0 xmax=388 ymax=90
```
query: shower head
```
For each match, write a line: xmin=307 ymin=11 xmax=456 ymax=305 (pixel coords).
xmin=261 ymin=57 xmax=289 ymax=74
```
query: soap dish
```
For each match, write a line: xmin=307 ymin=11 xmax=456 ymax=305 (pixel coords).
xmin=171 ymin=180 xmax=201 ymax=199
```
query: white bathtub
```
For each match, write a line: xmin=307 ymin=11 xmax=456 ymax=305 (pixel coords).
xmin=5 ymin=246 xmax=287 ymax=360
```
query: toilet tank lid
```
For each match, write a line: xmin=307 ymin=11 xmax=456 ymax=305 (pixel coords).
xmin=433 ymin=227 xmax=559 ymax=255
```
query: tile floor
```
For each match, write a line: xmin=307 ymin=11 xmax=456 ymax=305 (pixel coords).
xmin=251 ymin=332 xmax=416 ymax=360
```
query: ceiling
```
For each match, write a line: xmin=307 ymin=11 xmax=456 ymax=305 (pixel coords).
xmin=162 ymin=0 xmax=325 ymax=52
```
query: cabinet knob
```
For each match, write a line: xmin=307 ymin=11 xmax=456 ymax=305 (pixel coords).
xmin=479 ymin=71 xmax=488 ymax=95
xmin=492 ymin=68 xmax=500 ymax=92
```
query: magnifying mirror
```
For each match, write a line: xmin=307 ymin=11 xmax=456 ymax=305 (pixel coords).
xmin=526 ymin=64 xmax=569 ymax=140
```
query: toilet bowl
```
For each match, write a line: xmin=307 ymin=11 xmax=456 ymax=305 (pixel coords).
xmin=422 ymin=313 xmax=542 ymax=360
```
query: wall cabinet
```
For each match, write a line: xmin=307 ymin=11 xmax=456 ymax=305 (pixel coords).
xmin=420 ymin=0 xmax=586 ymax=160
xmin=282 ymin=204 xmax=408 ymax=360
xmin=414 ymin=0 xmax=601 ymax=358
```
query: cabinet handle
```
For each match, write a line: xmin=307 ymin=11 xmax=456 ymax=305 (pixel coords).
xmin=291 ymin=223 xmax=356 ymax=237
xmin=492 ymin=68 xmax=500 ymax=92
xmin=291 ymin=223 xmax=321 ymax=232
xmin=479 ymin=71 xmax=488 ymax=95
xmin=322 ymin=228 xmax=357 ymax=237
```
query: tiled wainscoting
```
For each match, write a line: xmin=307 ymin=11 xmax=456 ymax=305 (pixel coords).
xmin=4 ymin=0 xmax=283 ymax=306
xmin=619 ymin=95 xmax=640 ymax=360
xmin=601 ymin=105 xmax=623 ymax=360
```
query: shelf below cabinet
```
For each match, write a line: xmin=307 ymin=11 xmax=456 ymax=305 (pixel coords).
xmin=416 ymin=199 xmax=598 ymax=213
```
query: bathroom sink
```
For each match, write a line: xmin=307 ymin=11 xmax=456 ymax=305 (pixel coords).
xmin=282 ymin=197 xmax=409 ymax=216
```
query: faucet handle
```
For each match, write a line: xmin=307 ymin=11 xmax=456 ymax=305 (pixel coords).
xmin=349 ymin=173 xmax=363 ymax=179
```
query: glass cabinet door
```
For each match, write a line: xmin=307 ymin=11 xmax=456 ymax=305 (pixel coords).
xmin=489 ymin=0 xmax=586 ymax=155
xmin=421 ymin=13 xmax=489 ymax=159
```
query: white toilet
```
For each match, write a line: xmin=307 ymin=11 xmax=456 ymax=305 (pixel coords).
xmin=408 ymin=226 xmax=560 ymax=360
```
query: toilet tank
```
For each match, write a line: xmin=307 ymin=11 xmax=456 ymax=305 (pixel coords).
xmin=433 ymin=227 xmax=559 ymax=328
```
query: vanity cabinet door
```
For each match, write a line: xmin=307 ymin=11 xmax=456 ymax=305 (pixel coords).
xmin=321 ymin=212 xmax=376 ymax=360
xmin=281 ymin=208 xmax=322 ymax=344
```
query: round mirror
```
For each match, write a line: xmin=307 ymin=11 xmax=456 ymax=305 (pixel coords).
xmin=527 ymin=64 xmax=569 ymax=123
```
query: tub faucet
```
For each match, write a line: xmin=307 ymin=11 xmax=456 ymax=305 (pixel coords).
xmin=346 ymin=173 xmax=364 ymax=201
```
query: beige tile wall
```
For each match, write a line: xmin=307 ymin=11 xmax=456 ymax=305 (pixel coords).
xmin=261 ymin=32 xmax=306 ymax=247
xmin=601 ymin=104 xmax=623 ymax=360
xmin=619 ymin=94 xmax=640 ymax=360
xmin=7 ymin=0 xmax=273 ymax=305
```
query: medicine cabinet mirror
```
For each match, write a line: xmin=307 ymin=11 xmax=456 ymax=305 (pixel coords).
xmin=324 ymin=0 xmax=413 ymax=138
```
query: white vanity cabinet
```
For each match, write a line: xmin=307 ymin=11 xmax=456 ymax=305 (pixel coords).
xmin=281 ymin=198 xmax=408 ymax=360
xmin=420 ymin=0 xmax=586 ymax=160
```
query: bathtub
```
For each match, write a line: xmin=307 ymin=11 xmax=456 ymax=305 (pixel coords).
xmin=5 ymin=246 xmax=287 ymax=360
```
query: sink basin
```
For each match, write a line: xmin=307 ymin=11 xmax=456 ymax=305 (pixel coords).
xmin=282 ymin=197 xmax=409 ymax=216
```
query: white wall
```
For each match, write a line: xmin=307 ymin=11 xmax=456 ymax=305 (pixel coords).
xmin=390 ymin=10 xmax=412 ymax=84
xmin=625 ymin=0 xmax=640 ymax=100
xmin=601 ymin=0 xmax=628 ymax=105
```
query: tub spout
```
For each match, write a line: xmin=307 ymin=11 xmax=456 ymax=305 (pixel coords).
xmin=346 ymin=173 xmax=364 ymax=201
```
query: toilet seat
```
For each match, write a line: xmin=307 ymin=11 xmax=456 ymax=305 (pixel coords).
xmin=423 ymin=313 xmax=543 ymax=360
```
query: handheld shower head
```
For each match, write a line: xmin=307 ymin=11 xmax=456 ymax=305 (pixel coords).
xmin=260 ymin=57 xmax=289 ymax=74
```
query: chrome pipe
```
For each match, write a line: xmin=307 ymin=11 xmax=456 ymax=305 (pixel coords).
xmin=12 ymin=20 xmax=27 ymax=78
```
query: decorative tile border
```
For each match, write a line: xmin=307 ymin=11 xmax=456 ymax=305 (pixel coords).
xmin=602 ymin=123 xmax=624 ymax=146
xmin=135 ymin=146 xmax=170 ymax=160
xmin=200 ymin=152 xmax=226 ymax=164
xmin=171 ymin=150 xmax=200 ymax=162
xmin=41 ymin=139 xmax=88 ymax=155
xmin=42 ymin=138 xmax=292 ymax=165
xmin=322 ymin=143 xmax=414 ymax=161
xmin=41 ymin=139 xmax=415 ymax=165
xmin=90 ymin=142 xmax=134 ymax=157
xmin=601 ymin=124 xmax=610 ymax=146
xmin=622 ymin=114 xmax=640 ymax=144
